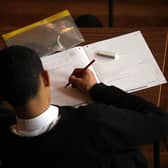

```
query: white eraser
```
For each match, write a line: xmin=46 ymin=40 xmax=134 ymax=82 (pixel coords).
xmin=96 ymin=50 xmax=117 ymax=59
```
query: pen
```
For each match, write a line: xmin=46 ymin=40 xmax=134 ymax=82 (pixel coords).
xmin=64 ymin=59 xmax=95 ymax=88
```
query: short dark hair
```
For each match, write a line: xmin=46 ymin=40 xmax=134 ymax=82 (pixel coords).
xmin=0 ymin=46 xmax=44 ymax=106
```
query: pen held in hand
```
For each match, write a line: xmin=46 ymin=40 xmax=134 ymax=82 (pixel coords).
xmin=64 ymin=59 xmax=95 ymax=88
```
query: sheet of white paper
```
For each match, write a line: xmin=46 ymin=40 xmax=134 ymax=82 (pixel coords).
xmin=41 ymin=47 xmax=98 ymax=106
xmin=83 ymin=31 xmax=167 ymax=92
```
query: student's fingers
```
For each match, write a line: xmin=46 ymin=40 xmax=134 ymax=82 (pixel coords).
xmin=71 ymin=68 xmax=84 ymax=77
xmin=69 ymin=75 xmax=84 ymax=92
xmin=69 ymin=69 xmax=97 ymax=92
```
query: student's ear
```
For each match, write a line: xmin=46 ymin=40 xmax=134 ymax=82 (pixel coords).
xmin=41 ymin=70 xmax=50 ymax=87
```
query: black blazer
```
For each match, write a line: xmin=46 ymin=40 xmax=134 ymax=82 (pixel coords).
xmin=0 ymin=84 xmax=168 ymax=168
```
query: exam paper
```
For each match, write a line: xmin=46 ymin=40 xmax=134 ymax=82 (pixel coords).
xmin=83 ymin=31 xmax=167 ymax=92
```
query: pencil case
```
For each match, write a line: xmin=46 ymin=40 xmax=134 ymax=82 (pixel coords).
xmin=2 ymin=10 xmax=85 ymax=57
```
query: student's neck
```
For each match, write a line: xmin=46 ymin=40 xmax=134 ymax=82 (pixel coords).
xmin=15 ymin=98 xmax=50 ymax=120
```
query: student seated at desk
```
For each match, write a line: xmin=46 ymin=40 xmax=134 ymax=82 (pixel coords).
xmin=0 ymin=46 xmax=168 ymax=168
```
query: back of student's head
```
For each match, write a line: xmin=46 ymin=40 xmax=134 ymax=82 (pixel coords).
xmin=0 ymin=46 xmax=44 ymax=106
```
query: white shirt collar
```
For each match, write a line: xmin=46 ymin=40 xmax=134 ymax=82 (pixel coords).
xmin=11 ymin=105 xmax=60 ymax=137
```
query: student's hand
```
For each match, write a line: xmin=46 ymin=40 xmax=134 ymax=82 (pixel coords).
xmin=69 ymin=68 xmax=97 ymax=93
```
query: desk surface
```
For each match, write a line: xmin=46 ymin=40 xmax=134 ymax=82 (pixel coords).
xmin=0 ymin=27 xmax=168 ymax=110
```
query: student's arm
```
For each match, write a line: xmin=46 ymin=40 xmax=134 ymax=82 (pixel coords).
xmin=69 ymin=68 xmax=161 ymax=113
xmin=90 ymin=83 xmax=161 ymax=113
xmin=68 ymin=68 xmax=168 ymax=149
